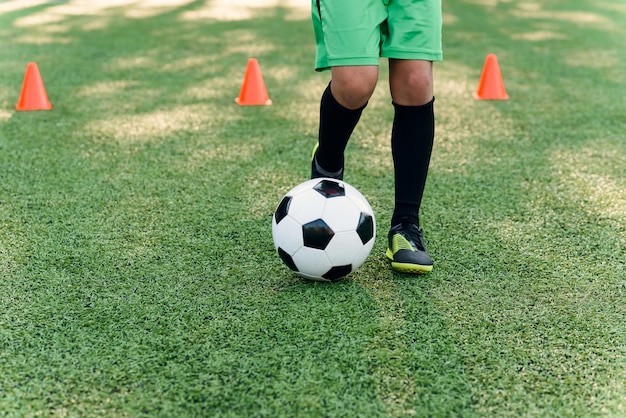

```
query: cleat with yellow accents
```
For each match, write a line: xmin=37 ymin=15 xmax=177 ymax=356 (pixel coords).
xmin=386 ymin=221 xmax=433 ymax=274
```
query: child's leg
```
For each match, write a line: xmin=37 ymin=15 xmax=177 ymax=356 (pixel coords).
xmin=389 ymin=59 xmax=435 ymax=227
xmin=314 ymin=67 xmax=377 ymax=175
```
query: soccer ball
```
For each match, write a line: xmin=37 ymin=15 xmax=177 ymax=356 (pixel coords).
xmin=272 ymin=178 xmax=376 ymax=282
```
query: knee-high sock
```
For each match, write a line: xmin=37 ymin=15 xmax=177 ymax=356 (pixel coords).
xmin=391 ymin=98 xmax=435 ymax=227
xmin=316 ymin=83 xmax=366 ymax=173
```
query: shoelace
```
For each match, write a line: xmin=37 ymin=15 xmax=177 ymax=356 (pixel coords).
xmin=399 ymin=223 xmax=426 ymax=252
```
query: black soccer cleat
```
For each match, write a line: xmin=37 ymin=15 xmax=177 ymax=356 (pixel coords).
xmin=386 ymin=221 xmax=433 ymax=274
xmin=311 ymin=143 xmax=343 ymax=180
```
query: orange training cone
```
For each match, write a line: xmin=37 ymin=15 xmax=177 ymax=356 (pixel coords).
xmin=473 ymin=54 xmax=508 ymax=100
xmin=235 ymin=58 xmax=272 ymax=106
xmin=16 ymin=62 xmax=52 ymax=111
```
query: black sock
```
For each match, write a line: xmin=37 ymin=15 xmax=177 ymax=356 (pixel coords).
xmin=316 ymin=83 xmax=366 ymax=173
xmin=391 ymin=98 xmax=435 ymax=227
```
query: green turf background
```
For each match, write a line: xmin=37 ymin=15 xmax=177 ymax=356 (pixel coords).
xmin=1 ymin=1 xmax=625 ymax=416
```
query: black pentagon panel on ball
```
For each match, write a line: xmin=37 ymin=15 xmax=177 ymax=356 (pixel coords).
xmin=277 ymin=247 xmax=299 ymax=272
xmin=302 ymin=219 xmax=335 ymax=249
xmin=313 ymin=179 xmax=345 ymax=198
xmin=274 ymin=196 xmax=292 ymax=224
xmin=323 ymin=265 xmax=352 ymax=282
xmin=356 ymin=213 xmax=375 ymax=244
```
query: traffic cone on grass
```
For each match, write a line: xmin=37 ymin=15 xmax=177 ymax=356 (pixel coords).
xmin=235 ymin=58 xmax=272 ymax=106
xmin=16 ymin=62 xmax=52 ymax=111
xmin=473 ymin=54 xmax=508 ymax=100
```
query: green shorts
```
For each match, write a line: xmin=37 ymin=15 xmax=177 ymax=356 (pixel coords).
xmin=312 ymin=0 xmax=443 ymax=71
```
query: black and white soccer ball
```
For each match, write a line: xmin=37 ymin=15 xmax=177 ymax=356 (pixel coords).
xmin=272 ymin=178 xmax=376 ymax=282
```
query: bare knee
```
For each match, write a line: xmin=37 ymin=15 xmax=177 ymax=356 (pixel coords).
xmin=389 ymin=60 xmax=434 ymax=106
xmin=330 ymin=66 xmax=379 ymax=109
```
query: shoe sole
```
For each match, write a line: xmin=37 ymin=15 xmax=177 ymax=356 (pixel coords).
xmin=385 ymin=249 xmax=433 ymax=274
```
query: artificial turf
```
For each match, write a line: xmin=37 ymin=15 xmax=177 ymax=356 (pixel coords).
xmin=1 ymin=0 xmax=625 ymax=416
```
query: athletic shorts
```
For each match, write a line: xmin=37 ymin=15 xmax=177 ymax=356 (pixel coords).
xmin=311 ymin=0 xmax=443 ymax=71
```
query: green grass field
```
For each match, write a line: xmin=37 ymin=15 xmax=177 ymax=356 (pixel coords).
xmin=1 ymin=0 xmax=625 ymax=416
